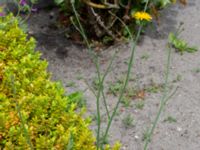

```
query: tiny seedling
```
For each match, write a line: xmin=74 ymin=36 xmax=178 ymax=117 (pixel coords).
xmin=193 ymin=68 xmax=200 ymax=73
xmin=121 ymin=96 xmax=131 ymax=107
xmin=135 ymin=101 xmax=145 ymax=110
xmin=122 ymin=114 xmax=134 ymax=128
xmin=115 ymin=109 xmax=120 ymax=116
xmin=92 ymin=77 xmax=102 ymax=90
xmin=163 ymin=116 xmax=177 ymax=123
xmin=141 ymin=53 xmax=150 ymax=60
xmin=145 ymin=84 xmax=163 ymax=93
xmin=124 ymin=58 xmax=130 ymax=65
xmin=142 ymin=129 xmax=150 ymax=142
xmin=76 ymin=74 xmax=84 ymax=80
xmin=173 ymin=74 xmax=182 ymax=83
xmin=108 ymin=81 xmax=123 ymax=95
xmin=126 ymin=87 xmax=137 ymax=98
xmin=66 ymin=81 xmax=76 ymax=87
xmin=91 ymin=113 xmax=98 ymax=122
xmin=168 ymin=32 xmax=198 ymax=54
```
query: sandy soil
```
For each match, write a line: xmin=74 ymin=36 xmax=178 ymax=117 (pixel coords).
xmin=27 ymin=0 xmax=200 ymax=149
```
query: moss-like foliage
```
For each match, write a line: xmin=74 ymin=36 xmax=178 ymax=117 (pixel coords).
xmin=0 ymin=14 xmax=96 ymax=149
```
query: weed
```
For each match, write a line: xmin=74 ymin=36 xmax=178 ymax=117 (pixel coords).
xmin=115 ymin=109 xmax=121 ymax=116
xmin=91 ymin=113 xmax=98 ymax=122
xmin=124 ymin=59 xmax=130 ymax=65
xmin=121 ymin=96 xmax=131 ymax=107
xmin=76 ymin=74 xmax=84 ymax=80
xmin=135 ymin=101 xmax=145 ymax=110
xmin=168 ymin=32 xmax=198 ymax=54
xmin=70 ymin=0 xmax=158 ymax=149
xmin=122 ymin=114 xmax=134 ymax=128
xmin=173 ymin=74 xmax=182 ymax=83
xmin=163 ymin=116 xmax=177 ymax=123
xmin=144 ymin=29 xmax=177 ymax=150
xmin=66 ymin=81 xmax=76 ymax=87
xmin=108 ymin=81 xmax=123 ymax=96
xmin=92 ymin=77 xmax=101 ymax=90
xmin=126 ymin=87 xmax=137 ymax=98
xmin=141 ymin=53 xmax=150 ymax=60
xmin=142 ymin=129 xmax=149 ymax=142
xmin=193 ymin=68 xmax=200 ymax=73
xmin=145 ymin=84 xmax=163 ymax=93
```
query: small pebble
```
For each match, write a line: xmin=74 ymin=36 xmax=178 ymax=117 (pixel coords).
xmin=134 ymin=135 xmax=139 ymax=139
xmin=177 ymin=127 xmax=182 ymax=132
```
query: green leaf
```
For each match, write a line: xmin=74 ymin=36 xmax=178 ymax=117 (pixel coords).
xmin=168 ymin=32 xmax=198 ymax=54
xmin=160 ymin=0 xmax=171 ymax=8
xmin=67 ymin=132 xmax=74 ymax=150
xmin=54 ymin=0 xmax=64 ymax=5
xmin=187 ymin=47 xmax=198 ymax=53
xmin=30 ymin=0 xmax=38 ymax=4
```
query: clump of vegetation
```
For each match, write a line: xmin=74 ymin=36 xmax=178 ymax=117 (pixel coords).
xmin=121 ymin=96 xmax=131 ymax=107
xmin=135 ymin=100 xmax=145 ymax=110
xmin=108 ymin=80 xmax=123 ymax=95
xmin=54 ymin=0 xmax=175 ymax=43
xmin=163 ymin=116 xmax=177 ymax=123
xmin=168 ymin=32 xmax=198 ymax=54
xmin=122 ymin=114 xmax=134 ymax=128
xmin=0 ymin=14 xmax=96 ymax=149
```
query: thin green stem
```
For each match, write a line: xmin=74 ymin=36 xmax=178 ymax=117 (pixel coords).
xmin=143 ymin=27 xmax=181 ymax=150
xmin=101 ymin=51 xmax=118 ymax=120
xmin=70 ymin=1 xmax=106 ymax=148
xmin=71 ymin=1 xmax=151 ymax=149
xmin=101 ymin=90 xmax=110 ymax=119
xmin=102 ymin=1 xmax=150 ymax=146
xmin=101 ymin=24 xmax=142 ymax=145
xmin=143 ymin=44 xmax=172 ymax=150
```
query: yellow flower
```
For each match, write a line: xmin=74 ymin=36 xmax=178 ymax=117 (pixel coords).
xmin=132 ymin=11 xmax=152 ymax=21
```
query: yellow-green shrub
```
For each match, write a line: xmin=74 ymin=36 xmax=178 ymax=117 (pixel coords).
xmin=0 ymin=14 xmax=96 ymax=149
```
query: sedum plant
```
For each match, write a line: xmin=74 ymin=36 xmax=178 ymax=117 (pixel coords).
xmin=0 ymin=14 xmax=96 ymax=149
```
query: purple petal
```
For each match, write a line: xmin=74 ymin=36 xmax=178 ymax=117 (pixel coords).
xmin=20 ymin=0 xmax=27 ymax=6
xmin=0 ymin=12 xmax=5 ymax=17
xmin=31 ymin=8 xmax=38 ymax=12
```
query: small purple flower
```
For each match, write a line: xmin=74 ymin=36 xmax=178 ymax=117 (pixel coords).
xmin=31 ymin=8 xmax=38 ymax=12
xmin=0 ymin=12 xmax=5 ymax=17
xmin=20 ymin=0 xmax=27 ymax=6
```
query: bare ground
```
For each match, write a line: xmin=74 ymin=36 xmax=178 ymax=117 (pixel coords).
xmin=27 ymin=0 xmax=200 ymax=149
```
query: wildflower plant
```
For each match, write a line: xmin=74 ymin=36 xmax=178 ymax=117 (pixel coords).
xmin=70 ymin=0 xmax=182 ymax=149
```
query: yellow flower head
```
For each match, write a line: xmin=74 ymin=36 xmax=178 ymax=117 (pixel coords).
xmin=132 ymin=11 xmax=152 ymax=21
